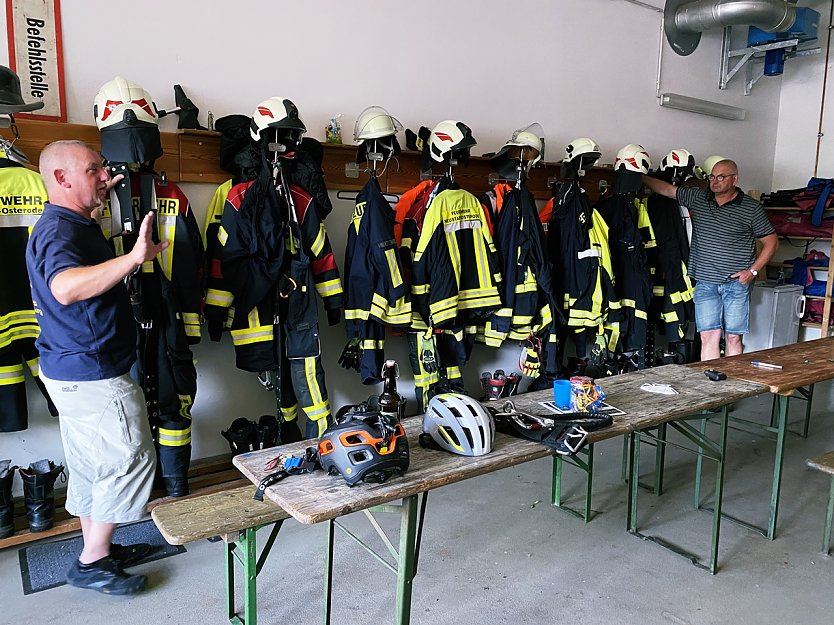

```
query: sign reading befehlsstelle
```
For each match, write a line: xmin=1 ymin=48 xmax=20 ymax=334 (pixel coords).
xmin=5 ymin=0 xmax=66 ymax=121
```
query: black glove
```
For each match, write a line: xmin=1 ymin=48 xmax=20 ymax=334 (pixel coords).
xmin=327 ymin=308 xmax=342 ymax=326
xmin=338 ymin=338 xmax=362 ymax=372
xmin=207 ymin=319 xmax=224 ymax=342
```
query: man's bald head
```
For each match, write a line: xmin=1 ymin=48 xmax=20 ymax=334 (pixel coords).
xmin=39 ymin=140 xmax=110 ymax=216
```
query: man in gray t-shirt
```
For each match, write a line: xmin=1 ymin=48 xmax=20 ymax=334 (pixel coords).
xmin=643 ymin=159 xmax=778 ymax=361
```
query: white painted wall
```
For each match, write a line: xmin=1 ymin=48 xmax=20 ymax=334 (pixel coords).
xmin=1 ymin=0 xmax=789 ymax=476
xmin=772 ymin=0 xmax=833 ymax=189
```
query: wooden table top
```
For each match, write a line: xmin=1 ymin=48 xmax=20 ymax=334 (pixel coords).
xmin=234 ymin=418 xmax=555 ymax=525
xmin=686 ymin=336 xmax=834 ymax=395
xmin=509 ymin=364 xmax=767 ymax=438
xmin=234 ymin=365 xmax=768 ymax=526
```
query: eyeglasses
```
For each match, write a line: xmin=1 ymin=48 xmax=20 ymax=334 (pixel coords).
xmin=707 ymin=173 xmax=736 ymax=181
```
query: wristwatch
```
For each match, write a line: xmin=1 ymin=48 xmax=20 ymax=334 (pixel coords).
xmin=749 ymin=269 xmax=758 ymax=277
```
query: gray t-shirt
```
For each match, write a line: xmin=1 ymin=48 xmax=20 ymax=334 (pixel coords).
xmin=676 ymin=186 xmax=774 ymax=283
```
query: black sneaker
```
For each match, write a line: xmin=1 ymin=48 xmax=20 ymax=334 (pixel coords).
xmin=110 ymin=542 xmax=152 ymax=567
xmin=66 ymin=556 xmax=147 ymax=595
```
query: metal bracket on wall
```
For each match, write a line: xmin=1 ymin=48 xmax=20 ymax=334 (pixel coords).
xmin=720 ymin=26 xmax=820 ymax=95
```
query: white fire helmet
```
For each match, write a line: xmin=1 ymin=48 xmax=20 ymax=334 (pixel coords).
xmin=614 ymin=143 xmax=652 ymax=174
xmin=563 ymin=137 xmax=601 ymax=164
xmin=93 ymin=76 xmax=163 ymax=163
xmin=354 ymin=106 xmax=402 ymax=141
xmin=428 ymin=120 xmax=477 ymax=164
xmin=249 ymin=96 xmax=306 ymax=144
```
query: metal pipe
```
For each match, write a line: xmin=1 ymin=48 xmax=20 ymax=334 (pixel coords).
xmin=674 ymin=0 xmax=796 ymax=34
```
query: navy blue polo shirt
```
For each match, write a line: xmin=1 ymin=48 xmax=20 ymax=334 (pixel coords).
xmin=25 ymin=202 xmax=137 ymax=381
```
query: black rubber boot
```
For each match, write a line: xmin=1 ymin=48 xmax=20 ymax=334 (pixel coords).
xmin=163 ymin=477 xmax=189 ymax=498
xmin=254 ymin=415 xmax=280 ymax=450
xmin=19 ymin=459 xmax=64 ymax=532
xmin=221 ymin=417 xmax=257 ymax=456
xmin=0 ymin=460 xmax=18 ymax=539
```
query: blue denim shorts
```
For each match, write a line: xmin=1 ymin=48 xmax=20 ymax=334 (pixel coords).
xmin=694 ymin=279 xmax=751 ymax=335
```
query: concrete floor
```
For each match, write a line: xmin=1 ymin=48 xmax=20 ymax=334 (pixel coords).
xmin=3 ymin=388 xmax=833 ymax=625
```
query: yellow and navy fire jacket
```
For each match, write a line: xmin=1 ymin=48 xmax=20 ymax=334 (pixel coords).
xmin=411 ymin=187 xmax=502 ymax=329
xmin=480 ymin=182 xmax=558 ymax=347
xmin=207 ymin=177 xmax=343 ymax=372
xmin=543 ymin=181 xmax=621 ymax=347
xmin=344 ymin=178 xmax=411 ymax=384
xmin=0 ymin=160 xmax=56 ymax=432
xmin=596 ymin=191 xmax=656 ymax=352
xmin=646 ymin=192 xmax=695 ymax=341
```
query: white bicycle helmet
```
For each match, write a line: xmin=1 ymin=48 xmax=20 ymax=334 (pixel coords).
xmin=614 ymin=143 xmax=652 ymax=174
xmin=423 ymin=393 xmax=495 ymax=456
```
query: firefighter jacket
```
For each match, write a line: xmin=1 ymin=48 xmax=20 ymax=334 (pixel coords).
xmin=103 ymin=173 xmax=204 ymax=488
xmin=207 ymin=171 xmax=343 ymax=429
xmin=411 ymin=187 xmax=502 ymax=329
xmin=646 ymin=193 xmax=695 ymax=341
xmin=0 ymin=160 xmax=57 ymax=432
xmin=542 ymin=181 xmax=621 ymax=345
xmin=344 ymin=177 xmax=411 ymax=384
xmin=480 ymin=182 xmax=557 ymax=347
xmin=203 ymin=179 xmax=234 ymax=340
xmin=596 ymin=192 xmax=656 ymax=352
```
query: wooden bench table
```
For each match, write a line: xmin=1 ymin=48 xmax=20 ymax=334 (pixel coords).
xmin=512 ymin=364 xmax=768 ymax=573
xmin=689 ymin=336 xmax=834 ymax=540
xmin=234 ymin=417 xmax=557 ymax=625
xmin=806 ymin=450 xmax=834 ymax=555
xmin=152 ymin=485 xmax=290 ymax=625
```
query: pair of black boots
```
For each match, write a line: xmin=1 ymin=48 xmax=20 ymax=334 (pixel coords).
xmin=221 ymin=415 xmax=285 ymax=456
xmin=1 ymin=459 xmax=65 ymax=538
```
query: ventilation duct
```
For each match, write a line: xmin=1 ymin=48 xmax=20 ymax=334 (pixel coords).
xmin=665 ymin=0 xmax=797 ymax=55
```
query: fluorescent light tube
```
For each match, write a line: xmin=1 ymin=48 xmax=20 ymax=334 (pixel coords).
xmin=659 ymin=93 xmax=747 ymax=120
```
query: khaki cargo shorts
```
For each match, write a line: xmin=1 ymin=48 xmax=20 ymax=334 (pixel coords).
xmin=40 ymin=372 xmax=156 ymax=523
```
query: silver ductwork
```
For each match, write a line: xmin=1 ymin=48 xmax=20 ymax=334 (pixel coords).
xmin=665 ymin=0 xmax=797 ymax=55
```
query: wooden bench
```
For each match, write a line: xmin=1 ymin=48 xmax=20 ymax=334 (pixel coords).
xmin=152 ymin=484 xmax=290 ymax=625
xmin=806 ymin=450 xmax=834 ymax=556
xmin=0 ymin=453 xmax=243 ymax=551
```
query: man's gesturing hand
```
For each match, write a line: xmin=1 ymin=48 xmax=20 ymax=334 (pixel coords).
xmin=130 ymin=211 xmax=169 ymax=268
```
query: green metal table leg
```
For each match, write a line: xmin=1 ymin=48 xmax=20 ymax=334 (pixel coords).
xmin=694 ymin=416 xmax=707 ymax=509
xmin=324 ymin=520 xmax=334 ymax=625
xmin=226 ymin=527 xmax=259 ymax=625
xmin=628 ymin=431 xmax=641 ymax=532
xmin=394 ymin=495 xmax=419 ymax=625
xmin=621 ymin=435 xmax=629 ymax=482
xmin=707 ymin=407 xmax=729 ymax=574
xmin=551 ymin=444 xmax=594 ymax=522
xmin=801 ymin=384 xmax=815 ymax=438
xmin=768 ymin=394 xmax=789 ymax=540
xmin=823 ymin=476 xmax=834 ymax=556
xmin=654 ymin=423 xmax=667 ymax=495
